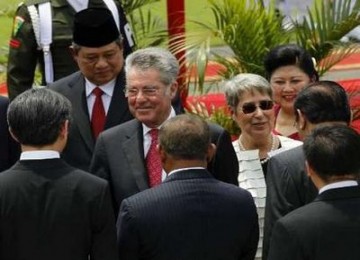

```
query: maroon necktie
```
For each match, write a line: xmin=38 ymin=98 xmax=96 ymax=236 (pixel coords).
xmin=146 ymin=129 xmax=162 ymax=187
xmin=91 ymin=87 xmax=106 ymax=139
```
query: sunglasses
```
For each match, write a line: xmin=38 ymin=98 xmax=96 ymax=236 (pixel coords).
xmin=241 ymin=100 xmax=274 ymax=114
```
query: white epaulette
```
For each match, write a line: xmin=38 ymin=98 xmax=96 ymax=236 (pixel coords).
xmin=26 ymin=0 xmax=122 ymax=85
xmin=27 ymin=2 xmax=54 ymax=84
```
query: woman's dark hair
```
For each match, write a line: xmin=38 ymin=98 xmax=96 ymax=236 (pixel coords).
xmin=264 ymin=44 xmax=319 ymax=81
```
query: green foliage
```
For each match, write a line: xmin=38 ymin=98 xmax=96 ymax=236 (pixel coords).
xmin=121 ymin=0 xmax=168 ymax=49
xmin=172 ymin=0 xmax=360 ymax=90
xmin=294 ymin=0 xmax=360 ymax=75
xmin=186 ymin=100 xmax=240 ymax=136
xmin=170 ymin=0 xmax=360 ymax=134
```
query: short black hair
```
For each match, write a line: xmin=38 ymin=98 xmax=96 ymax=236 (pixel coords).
xmin=7 ymin=88 xmax=72 ymax=146
xmin=159 ymin=114 xmax=210 ymax=161
xmin=303 ymin=124 xmax=360 ymax=181
xmin=294 ymin=80 xmax=351 ymax=124
xmin=264 ymin=44 xmax=319 ymax=81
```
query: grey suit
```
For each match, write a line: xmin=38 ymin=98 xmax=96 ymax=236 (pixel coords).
xmin=262 ymin=145 xmax=317 ymax=259
xmin=117 ymin=169 xmax=259 ymax=260
xmin=90 ymin=118 xmax=239 ymax=215
xmin=49 ymin=70 xmax=133 ymax=171
xmin=0 ymin=158 xmax=117 ymax=260
xmin=268 ymin=185 xmax=360 ymax=260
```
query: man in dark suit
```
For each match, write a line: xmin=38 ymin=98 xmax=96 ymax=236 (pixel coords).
xmin=262 ymin=80 xmax=352 ymax=259
xmin=268 ymin=124 xmax=360 ymax=260
xmin=117 ymin=114 xmax=259 ymax=260
xmin=49 ymin=7 xmax=133 ymax=171
xmin=0 ymin=96 xmax=20 ymax=171
xmin=0 ymin=88 xmax=117 ymax=260
xmin=90 ymin=47 xmax=239 ymax=215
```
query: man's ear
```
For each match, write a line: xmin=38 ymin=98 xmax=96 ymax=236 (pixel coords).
xmin=8 ymin=127 xmax=19 ymax=143
xmin=296 ymin=109 xmax=307 ymax=130
xmin=305 ymin=160 xmax=313 ymax=178
xmin=69 ymin=46 xmax=78 ymax=61
xmin=169 ymin=81 xmax=178 ymax=99
xmin=157 ymin=144 xmax=167 ymax=164
xmin=60 ymin=120 xmax=69 ymax=139
xmin=305 ymin=160 xmax=323 ymax=190
xmin=206 ymin=143 xmax=216 ymax=163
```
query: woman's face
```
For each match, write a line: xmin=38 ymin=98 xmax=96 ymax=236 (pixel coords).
xmin=270 ymin=65 xmax=312 ymax=113
xmin=232 ymin=90 xmax=275 ymax=140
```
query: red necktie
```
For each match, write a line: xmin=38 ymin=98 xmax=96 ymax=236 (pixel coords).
xmin=146 ymin=129 xmax=162 ymax=187
xmin=91 ymin=87 xmax=106 ymax=139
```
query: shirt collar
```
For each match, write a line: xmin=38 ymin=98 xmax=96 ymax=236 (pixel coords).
xmin=142 ymin=107 xmax=176 ymax=136
xmin=319 ymin=180 xmax=358 ymax=194
xmin=168 ymin=167 xmax=205 ymax=176
xmin=85 ymin=78 xmax=116 ymax=98
xmin=20 ymin=150 xmax=60 ymax=160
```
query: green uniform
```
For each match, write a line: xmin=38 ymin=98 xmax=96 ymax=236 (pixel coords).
xmin=7 ymin=0 xmax=134 ymax=100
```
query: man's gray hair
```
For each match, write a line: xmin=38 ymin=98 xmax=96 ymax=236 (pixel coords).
xmin=125 ymin=47 xmax=179 ymax=85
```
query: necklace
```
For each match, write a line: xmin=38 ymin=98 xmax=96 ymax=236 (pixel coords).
xmin=238 ymin=134 xmax=278 ymax=164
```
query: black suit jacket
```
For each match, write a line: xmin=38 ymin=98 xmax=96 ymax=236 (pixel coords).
xmin=0 ymin=96 xmax=20 ymax=171
xmin=49 ymin=70 xmax=133 ymax=171
xmin=0 ymin=159 xmax=117 ymax=260
xmin=262 ymin=145 xmax=318 ymax=259
xmin=90 ymin=118 xmax=239 ymax=215
xmin=268 ymin=185 xmax=360 ymax=260
xmin=117 ymin=169 xmax=259 ymax=260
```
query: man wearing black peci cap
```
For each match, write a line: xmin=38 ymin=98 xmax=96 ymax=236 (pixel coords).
xmin=7 ymin=0 xmax=135 ymax=101
xmin=49 ymin=7 xmax=133 ymax=172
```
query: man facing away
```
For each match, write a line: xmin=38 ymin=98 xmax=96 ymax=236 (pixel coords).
xmin=90 ymin=47 xmax=239 ymax=215
xmin=0 ymin=88 xmax=117 ymax=260
xmin=49 ymin=7 xmax=133 ymax=171
xmin=262 ymin=80 xmax=352 ymax=259
xmin=268 ymin=124 xmax=360 ymax=260
xmin=117 ymin=114 xmax=259 ymax=260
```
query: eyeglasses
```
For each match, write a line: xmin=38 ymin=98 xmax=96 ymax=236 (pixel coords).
xmin=124 ymin=86 xmax=161 ymax=98
xmin=241 ymin=100 xmax=274 ymax=114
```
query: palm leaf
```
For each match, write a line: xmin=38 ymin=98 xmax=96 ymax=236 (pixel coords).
xmin=294 ymin=0 xmax=360 ymax=75
xmin=121 ymin=0 xmax=168 ymax=49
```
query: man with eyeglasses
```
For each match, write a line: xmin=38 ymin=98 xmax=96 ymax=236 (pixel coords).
xmin=49 ymin=8 xmax=133 ymax=171
xmin=90 ymin=47 xmax=239 ymax=216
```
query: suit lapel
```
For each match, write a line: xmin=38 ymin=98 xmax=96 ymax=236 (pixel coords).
xmin=67 ymin=74 xmax=95 ymax=152
xmin=121 ymin=121 xmax=149 ymax=191
xmin=105 ymin=70 xmax=132 ymax=129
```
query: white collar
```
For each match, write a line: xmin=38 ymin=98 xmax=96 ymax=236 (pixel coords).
xmin=319 ymin=180 xmax=358 ymax=194
xmin=142 ymin=107 xmax=176 ymax=136
xmin=85 ymin=78 xmax=116 ymax=98
xmin=20 ymin=150 xmax=60 ymax=160
xmin=66 ymin=0 xmax=89 ymax=12
xmin=168 ymin=167 xmax=205 ymax=176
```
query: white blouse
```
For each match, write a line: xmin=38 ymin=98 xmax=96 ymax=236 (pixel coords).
xmin=233 ymin=135 xmax=302 ymax=260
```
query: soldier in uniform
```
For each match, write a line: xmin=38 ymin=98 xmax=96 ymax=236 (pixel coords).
xmin=7 ymin=0 xmax=135 ymax=100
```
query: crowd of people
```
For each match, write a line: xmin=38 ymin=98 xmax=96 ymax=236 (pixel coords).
xmin=0 ymin=3 xmax=359 ymax=260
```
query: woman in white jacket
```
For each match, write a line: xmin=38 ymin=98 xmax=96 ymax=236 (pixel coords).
xmin=223 ymin=73 xmax=302 ymax=260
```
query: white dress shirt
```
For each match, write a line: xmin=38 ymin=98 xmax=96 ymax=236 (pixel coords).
xmin=142 ymin=107 xmax=176 ymax=181
xmin=319 ymin=180 xmax=358 ymax=194
xmin=85 ymin=78 xmax=116 ymax=118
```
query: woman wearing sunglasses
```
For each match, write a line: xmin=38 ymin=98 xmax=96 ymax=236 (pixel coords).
xmin=264 ymin=44 xmax=319 ymax=140
xmin=224 ymin=73 xmax=302 ymax=260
